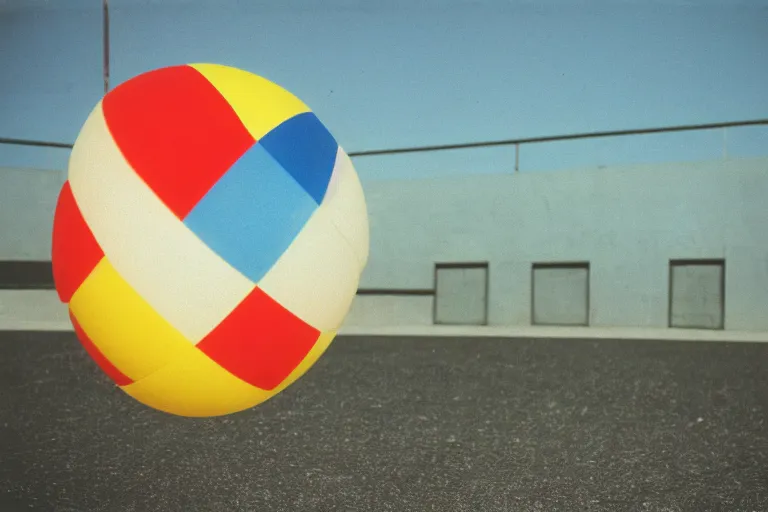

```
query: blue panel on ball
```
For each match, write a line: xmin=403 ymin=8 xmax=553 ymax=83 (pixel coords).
xmin=183 ymin=143 xmax=317 ymax=283
xmin=259 ymin=112 xmax=338 ymax=204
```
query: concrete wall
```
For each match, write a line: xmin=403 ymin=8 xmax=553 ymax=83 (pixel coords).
xmin=0 ymin=167 xmax=64 ymax=260
xmin=345 ymin=295 xmax=434 ymax=328
xmin=2 ymin=157 xmax=768 ymax=332
xmin=0 ymin=290 xmax=69 ymax=330
xmin=351 ymin=156 xmax=768 ymax=331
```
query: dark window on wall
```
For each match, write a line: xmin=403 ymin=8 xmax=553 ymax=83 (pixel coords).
xmin=531 ymin=262 xmax=590 ymax=326
xmin=0 ymin=261 xmax=55 ymax=290
xmin=433 ymin=262 xmax=489 ymax=325
xmin=668 ymin=259 xmax=725 ymax=330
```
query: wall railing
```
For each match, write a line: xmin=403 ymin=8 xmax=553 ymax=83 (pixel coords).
xmin=2 ymin=118 xmax=767 ymax=172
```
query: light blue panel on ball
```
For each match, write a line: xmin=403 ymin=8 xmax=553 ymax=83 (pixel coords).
xmin=183 ymin=142 xmax=318 ymax=283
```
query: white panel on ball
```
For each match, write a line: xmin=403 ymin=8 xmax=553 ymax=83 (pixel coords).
xmin=67 ymin=103 xmax=256 ymax=343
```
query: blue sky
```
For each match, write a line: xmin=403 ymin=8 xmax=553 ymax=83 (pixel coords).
xmin=1 ymin=0 xmax=767 ymax=178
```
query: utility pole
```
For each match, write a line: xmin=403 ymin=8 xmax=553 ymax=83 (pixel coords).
xmin=103 ymin=0 xmax=110 ymax=94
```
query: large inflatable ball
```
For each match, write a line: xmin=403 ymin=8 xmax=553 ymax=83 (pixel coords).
xmin=51 ymin=64 xmax=369 ymax=417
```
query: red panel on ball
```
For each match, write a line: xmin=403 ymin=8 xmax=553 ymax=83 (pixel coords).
xmin=52 ymin=182 xmax=105 ymax=303
xmin=70 ymin=311 xmax=133 ymax=387
xmin=196 ymin=287 xmax=321 ymax=391
xmin=102 ymin=65 xmax=256 ymax=219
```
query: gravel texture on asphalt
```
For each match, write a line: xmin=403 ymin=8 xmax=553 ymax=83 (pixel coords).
xmin=0 ymin=331 xmax=766 ymax=511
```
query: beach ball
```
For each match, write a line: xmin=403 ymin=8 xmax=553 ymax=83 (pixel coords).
xmin=51 ymin=64 xmax=369 ymax=417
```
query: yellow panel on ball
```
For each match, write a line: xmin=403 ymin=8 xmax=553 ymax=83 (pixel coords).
xmin=121 ymin=340 xmax=274 ymax=417
xmin=190 ymin=63 xmax=311 ymax=141
xmin=69 ymin=258 xmax=193 ymax=382
xmin=122 ymin=330 xmax=337 ymax=417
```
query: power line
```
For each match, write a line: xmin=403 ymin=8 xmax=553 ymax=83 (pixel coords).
xmin=347 ymin=119 xmax=768 ymax=157
xmin=1 ymin=118 xmax=767 ymax=157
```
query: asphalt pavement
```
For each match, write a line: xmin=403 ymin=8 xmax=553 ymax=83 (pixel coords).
xmin=1 ymin=331 xmax=766 ymax=511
